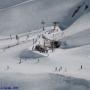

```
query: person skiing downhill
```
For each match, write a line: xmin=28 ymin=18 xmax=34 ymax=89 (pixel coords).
xmin=55 ymin=67 xmax=57 ymax=71
xmin=81 ymin=65 xmax=83 ymax=69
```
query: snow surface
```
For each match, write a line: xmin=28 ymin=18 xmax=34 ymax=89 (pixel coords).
xmin=0 ymin=0 xmax=29 ymax=9
xmin=0 ymin=0 xmax=90 ymax=34
xmin=0 ymin=73 xmax=90 ymax=90
xmin=0 ymin=24 xmax=90 ymax=80
xmin=0 ymin=0 xmax=90 ymax=90
xmin=0 ymin=13 xmax=90 ymax=90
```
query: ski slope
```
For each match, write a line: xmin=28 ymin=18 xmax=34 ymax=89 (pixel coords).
xmin=61 ymin=28 xmax=90 ymax=49
xmin=0 ymin=0 xmax=90 ymax=90
xmin=0 ymin=24 xmax=90 ymax=79
xmin=0 ymin=30 xmax=90 ymax=90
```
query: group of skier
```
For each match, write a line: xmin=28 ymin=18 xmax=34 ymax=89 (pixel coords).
xmin=55 ymin=66 xmax=63 ymax=72
xmin=55 ymin=65 xmax=83 ymax=72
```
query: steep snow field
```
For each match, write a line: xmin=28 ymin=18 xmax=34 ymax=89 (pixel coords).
xmin=62 ymin=28 xmax=90 ymax=48
xmin=64 ymin=12 xmax=90 ymax=36
xmin=59 ymin=12 xmax=90 ymax=48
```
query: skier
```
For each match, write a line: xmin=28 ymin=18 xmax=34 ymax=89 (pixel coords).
xmin=81 ymin=65 xmax=83 ymax=69
xmin=16 ymin=35 xmax=19 ymax=44
xmin=38 ymin=58 xmax=39 ymax=63
xmin=19 ymin=58 xmax=22 ymax=64
xmin=10 ymin=34 xmax=12 ymax=40
xmin=55 ymin=67 xmax=57 ymax=71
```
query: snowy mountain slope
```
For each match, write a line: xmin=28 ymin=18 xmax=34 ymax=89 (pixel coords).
xmin=64 ymin=12 xmax=90 ymax=37
xmin=57 ymin=11 xmax=90 ymax=49
xmin=0 ymin=0 xmax=90 ymax=35
xmin=0 ymin=24 xmax=90 ymax=88
xmin=61 ymin=28 xmax=90 ymax=49
xmin=0 ymin=1 xmax=90 ymax=88
xmin=68 ymin=45 xmax=90 ymax=58
xmin=0 ymin=0 xmax=29 ymax=9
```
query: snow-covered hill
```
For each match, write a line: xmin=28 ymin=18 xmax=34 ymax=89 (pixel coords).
xmin=0 ymin=0 xmax=90 ymax=35
xmin=0 ymin=0 xmax=29 ymax=9
xmin=61 ymin=28 xmax=90 ymax=49
xmin=64 ymin=12 xmax=90 ymax=37
xmin=57 ymin=11 xmax=90 ymax=49
xmin=0 ymin=0 xmax=90 ymax=90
